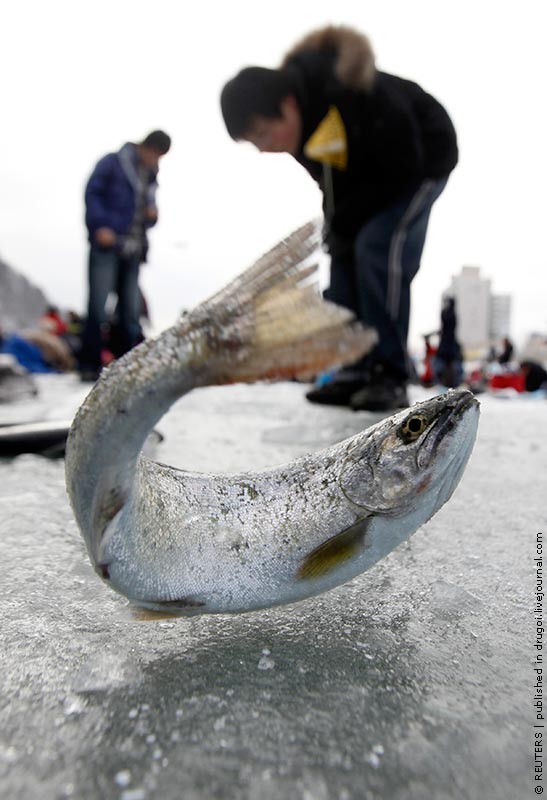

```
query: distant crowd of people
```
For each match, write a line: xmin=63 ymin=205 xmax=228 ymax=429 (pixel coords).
xmin=0 ymin=295 xmax=151 ymax=377
xmin=417 ymin=296 xmax=547 ymax=394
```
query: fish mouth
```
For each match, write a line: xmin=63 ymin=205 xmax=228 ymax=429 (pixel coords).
xmin=427 ymin=388 xmax=478 ymax=447
xmin=443 ymin=387 xmax=478 ymax=416
xmin=418 ymin=388 xmax=479 ymax=474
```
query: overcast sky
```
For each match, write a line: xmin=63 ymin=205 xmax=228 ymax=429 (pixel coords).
xmin=1 ymin=0 xmax=545 ymax=351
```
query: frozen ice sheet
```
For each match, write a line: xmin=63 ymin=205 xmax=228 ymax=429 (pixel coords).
xmin=0 ymin=379 xmax=535 ymax=799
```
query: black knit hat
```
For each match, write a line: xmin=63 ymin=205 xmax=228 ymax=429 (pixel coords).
xmin=141 ymin=130 xmax=171 ymax=155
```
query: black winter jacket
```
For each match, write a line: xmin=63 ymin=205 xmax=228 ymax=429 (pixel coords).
xmin=283 ymin=27 xmax=458 ymax=239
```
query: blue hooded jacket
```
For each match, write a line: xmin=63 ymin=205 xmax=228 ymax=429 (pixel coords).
xmin=84 ymin=143 xmax=158 ymax=246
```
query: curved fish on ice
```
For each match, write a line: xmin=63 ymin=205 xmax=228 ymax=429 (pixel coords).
xmin=65 ymin=221 xmax=479 ymax=616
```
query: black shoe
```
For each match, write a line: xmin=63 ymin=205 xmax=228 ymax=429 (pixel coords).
xmin=79 ymin=368 xmax=101 ymax=383
xmin=306 ymin=377 xmax=366 ymax=407
xmin=350 ymin=379 xmax=409 ymax=412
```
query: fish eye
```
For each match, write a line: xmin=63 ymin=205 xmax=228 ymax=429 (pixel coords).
xmin=399 ymin=414 xmax=428 ymax=444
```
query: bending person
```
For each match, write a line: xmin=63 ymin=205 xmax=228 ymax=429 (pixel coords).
xmin=221 ymin=25 xmax=457 ymax=410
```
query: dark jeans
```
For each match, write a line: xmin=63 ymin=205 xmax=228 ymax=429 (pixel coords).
xmin=79 ymin=246 xmax=141 ymax=371
xmin=433 ymin=356 xmax=464 ymax=388
xmin=325 ymin=177 xmax=448 ymax=382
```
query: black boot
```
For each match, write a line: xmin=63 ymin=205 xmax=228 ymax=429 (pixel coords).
xmin=305 ymin=366 xmax=369 ymax=407
xmin=350 ymin=367 xmax=409 ymax=412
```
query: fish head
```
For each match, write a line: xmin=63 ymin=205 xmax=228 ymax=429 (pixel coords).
xmin=339 ymin=388 xmax=479 ymax=518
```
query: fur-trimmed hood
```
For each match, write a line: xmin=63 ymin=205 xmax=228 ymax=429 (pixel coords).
xmin=281 ymin=25 xmax=376 ymax=91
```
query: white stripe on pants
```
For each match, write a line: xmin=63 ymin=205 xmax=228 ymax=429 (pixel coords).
xmin=386 ymin=179 xmax=435 ymax=321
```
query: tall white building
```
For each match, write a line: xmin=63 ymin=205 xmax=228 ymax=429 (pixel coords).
xmin=446 ymin=266 xmax=490 ymax=355
xmin=444 ymin=266 xmax=512 ymax=357
xmin=489 ymin=294 xmax=512 ymax=341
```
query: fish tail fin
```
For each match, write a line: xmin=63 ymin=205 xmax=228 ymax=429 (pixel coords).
xmin=199 ymin=220 xmax=377 ymax=383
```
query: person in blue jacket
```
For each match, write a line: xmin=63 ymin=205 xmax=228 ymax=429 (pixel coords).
xmin=221 ymin=26 xmax=457 ymax=411
xmin=79 ymin=130 xmax=171 ymax=381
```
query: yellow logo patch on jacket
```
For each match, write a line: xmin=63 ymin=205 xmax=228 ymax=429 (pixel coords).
xmin=303 ymin=106 xmax=348 ymax=170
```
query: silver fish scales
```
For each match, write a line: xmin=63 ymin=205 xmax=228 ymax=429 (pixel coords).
xmin=65 ymin=221 xmax=479 ymax=616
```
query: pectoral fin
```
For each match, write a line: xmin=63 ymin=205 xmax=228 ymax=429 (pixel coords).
xmin=130 ymin=596 xmax=206 ymax=620
xmin=130 ymin=606 xmax=182 ymax=622
xmin=297 ymin=516 xmax=372 ymax=580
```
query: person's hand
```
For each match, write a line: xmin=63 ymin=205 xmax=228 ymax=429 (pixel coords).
xmin=95 ymin=227 xmax=116 ymax=247
xmin=144 ymin=207 xmax=158 ymax=222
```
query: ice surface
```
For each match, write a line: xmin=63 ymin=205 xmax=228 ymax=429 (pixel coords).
xmin=0 ymin=375 xmax=535 ymax=798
